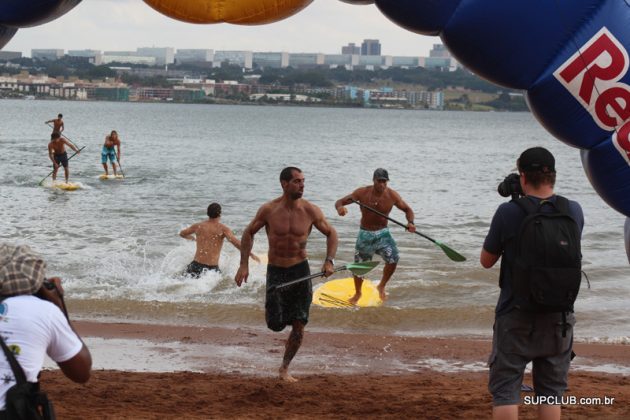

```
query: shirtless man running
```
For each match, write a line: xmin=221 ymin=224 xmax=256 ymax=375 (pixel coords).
xmin=102 ymin=130 xmax=121 ymax=176
xmin=335 ymin=168 xmax=415 ymax=304
xmin=179 ymin=203 xmax=260 ymax=277
xmin=235 ymin=167 xmax=338 ymax=382
xmin=45 ymin=114 xmax=64 ymax=134
xmin=48 ymin=132 xmax=80 ymax=183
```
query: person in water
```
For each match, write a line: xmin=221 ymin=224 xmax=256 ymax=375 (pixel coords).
xmin=102 ymin=130 xmax=121 ymax=176
xmin=45 ymin=113 xmax=64 ymax=134
xmin=180 ymin=203 xmax=260 ymax=277
xmin=334 ymin=168 xmax=416 ymax=304
xmin=48 ymin=131 xmax=80 ymax=183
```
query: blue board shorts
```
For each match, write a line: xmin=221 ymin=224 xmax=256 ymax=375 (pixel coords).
xmin=101 ymin=146 xmax=117 ymax=164
xmin=354 ymin=227 xmax=400 ymax=264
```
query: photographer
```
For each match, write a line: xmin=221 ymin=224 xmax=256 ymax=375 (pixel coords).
xmin=0 ymin=244 xmax=92 ymax=418
xmin=480 ymin=147 xmax=584 ymax=420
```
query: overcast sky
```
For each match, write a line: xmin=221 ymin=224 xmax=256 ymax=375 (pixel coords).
xmin=3 ymin=0 xmax=438 ymax=58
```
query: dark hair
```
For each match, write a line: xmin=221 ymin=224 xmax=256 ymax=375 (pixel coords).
xmin=51 ymin=132 xmax=60 ymax=139
xmin=523 ymin=171 xmax=556 ymax=188
xmin=279 ymin=167 xmax=302 ymax=182
xmin=207 ymin=203 xmax=221 ymax=219
xmin=58 ymin=114 xmax=63 ymax=118
xmin=110 ymin=130 xmax=118 ymax=136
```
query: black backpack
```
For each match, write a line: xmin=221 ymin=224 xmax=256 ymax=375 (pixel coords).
xmin=511 ymin=195 xmax=582 ymax=313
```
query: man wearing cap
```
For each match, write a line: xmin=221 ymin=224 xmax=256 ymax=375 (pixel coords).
xmin=335 ymin=168 xmax=416 ymax=304
xmin=0 ymin=244 xmax=92 ymax=415
xmin=480 ymin=147 xmax=584 ymax=419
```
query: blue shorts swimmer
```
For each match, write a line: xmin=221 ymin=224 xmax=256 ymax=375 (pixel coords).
xmin=101 ymin=146 xmax=117 ymax=164
xmin=354 ymin=227 xmax=400 ymax=264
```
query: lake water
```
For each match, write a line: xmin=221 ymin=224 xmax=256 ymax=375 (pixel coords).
xmin=0 ymin=99 xmax=627 ymax=343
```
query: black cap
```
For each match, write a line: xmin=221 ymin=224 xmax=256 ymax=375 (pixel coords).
xmin=373 ymin=168 xmax=389 ymax=181
xmin=518 ymin=147 xmax=555 ymax=173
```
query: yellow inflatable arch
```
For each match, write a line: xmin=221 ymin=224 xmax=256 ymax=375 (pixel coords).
xmin=143 ymin=0 xmax=314 ymax=25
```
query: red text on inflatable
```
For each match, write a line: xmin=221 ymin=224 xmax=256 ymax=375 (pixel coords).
xmin=554 ymin=27 xmax=630 ymax=132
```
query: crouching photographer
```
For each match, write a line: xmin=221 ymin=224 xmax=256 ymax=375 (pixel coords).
xmin=0 ymin=244 xmax=92 ymax=420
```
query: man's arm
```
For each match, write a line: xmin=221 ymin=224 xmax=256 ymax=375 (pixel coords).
xmin=48 ymin=144 xmax=56 ymax=164
xmin=393 ymin=191 xmax=416 ymax=233
xmin=335 ymin=188 xmax=361 ymax=216
xmin=235 ymin=205 xmax=268 ymax=286
xmin=116 ymin=141 xmax=121 ymax=161
xmin=59 ymin=121 xmax=64 ymax=133
xmin=312 ymin=205 xmax=338 ymax=277
xmin=63 ymin=139 xmax=79 ymax=153
xmin=179 ymin=224 xmax=197 ymax=240
xmin=480 ymin=248 xmax=500 ymax=268
xmin=224 ymin=226 xmax=260 ymax=263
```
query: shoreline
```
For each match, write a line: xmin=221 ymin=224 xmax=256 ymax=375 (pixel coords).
xmin=39 ymin=321 xmax=630 ymax=418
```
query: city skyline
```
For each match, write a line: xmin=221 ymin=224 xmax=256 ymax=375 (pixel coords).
xmin=2 ymin=0 xmax=436 ymax=58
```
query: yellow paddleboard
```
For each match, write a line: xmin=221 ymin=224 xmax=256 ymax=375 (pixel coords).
xmin=99 ymin=174 xmax=124 ymax=180
xmin=313 ymin=277 xmax=383 ymax=308
xmin=52 ymin=182 xmax=81 ymax=191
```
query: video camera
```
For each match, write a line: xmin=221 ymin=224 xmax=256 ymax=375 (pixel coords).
xmin=497 ymin=173 xmax=523 ymax=201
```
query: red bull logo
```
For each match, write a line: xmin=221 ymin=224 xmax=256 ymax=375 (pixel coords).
xmin=555 ymin=27 xmax=630 ymax=164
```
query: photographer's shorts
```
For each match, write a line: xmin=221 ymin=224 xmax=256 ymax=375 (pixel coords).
xmin=265 ymin=260 xmax=312 ymax=332
xmin=354 ymin=227 xmax=400 ymax=264
xmin=488 ymin=309 xmax=575 ymax=406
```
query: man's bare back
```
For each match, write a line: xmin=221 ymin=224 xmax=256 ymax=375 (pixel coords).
xmin=185 ymin=220 xmax=229 ymax=266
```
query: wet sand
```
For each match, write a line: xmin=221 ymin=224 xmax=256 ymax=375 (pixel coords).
xmin=40 ymin=321 xmax=630 ymax=419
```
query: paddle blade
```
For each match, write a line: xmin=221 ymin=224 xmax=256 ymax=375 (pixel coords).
xmin=345 ymin=261 xmax=380 ymax=276
xmin=435 ymin=241 xmax=466 ymax=262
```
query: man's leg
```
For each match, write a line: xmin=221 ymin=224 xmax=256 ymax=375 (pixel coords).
xmin=279 ymin=320 xmax=305 ymax=382
xmin=377 ymin=262 xmax=397 ymax=301
xmin=52 ymin=166 xmax=58 ymax=181
xmin=538 ymin=405 xmax=560 ymax=420
xmin=493 ymin=404 xmax=518 ymax=420
xmin=102 ymin=162 xmax=108 ymax=175
xmin=112 ymin=161 xmax=117 ymax=176
xmin=348 ymin=275 xmax=364 ymax=305
xmin=64 ymin=166 xmax=70 ymax=183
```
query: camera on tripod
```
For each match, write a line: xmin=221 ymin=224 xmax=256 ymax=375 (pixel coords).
xmin=497 ymin=173 xmax=523 ymax=200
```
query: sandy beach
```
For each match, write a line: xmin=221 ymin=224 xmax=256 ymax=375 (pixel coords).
xmin=36 ymin=321 xmax=630 ymax=419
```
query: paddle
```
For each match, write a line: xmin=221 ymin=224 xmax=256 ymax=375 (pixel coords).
xmin=46 ymin=123 xmax=79 ymax=149
xmin=38 ymin=146 xmax=85 ymax=186
xmin=271 ymin=261 xmax=380 ymax=291
xmin=114 ymin=150 xmax=125 ymax=178
xmin=351 ymin=199 xmax=466 ymax=262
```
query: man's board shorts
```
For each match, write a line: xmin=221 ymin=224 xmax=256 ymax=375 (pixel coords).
xmin=185 ymin=260 xmax=219 ymax=278
xmin=54 ymin=152 xmax=69 ymax=168
xmin=265 ymin=260 xmax=311 ymax=332
xmin=101 ymin=146 xmax=117 ymax=164
xmin=354 ymin=227 xmax=400 ymax=264
xmin=488 ymin=309 xmax=575 ymax=406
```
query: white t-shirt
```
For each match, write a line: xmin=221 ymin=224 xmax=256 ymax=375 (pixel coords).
xmin=0 ymin=295 xmax=83 ymax=409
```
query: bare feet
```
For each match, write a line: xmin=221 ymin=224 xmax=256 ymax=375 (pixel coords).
xmin=279 ymin=367 xmax=298 ymax=382
xmin=348 ymin=292 xmax=362 ymax=305
xmin=376 ymin=284 xmax=388 ymax=302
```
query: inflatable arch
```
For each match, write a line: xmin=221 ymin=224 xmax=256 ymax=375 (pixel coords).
xmin=1 ymin=0 xmax=629 ymax=217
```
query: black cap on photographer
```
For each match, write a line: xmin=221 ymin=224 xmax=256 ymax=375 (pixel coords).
xmin=518 ymin=147 xmax=555 ymax=173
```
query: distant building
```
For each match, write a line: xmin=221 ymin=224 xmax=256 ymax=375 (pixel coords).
xmin=137 ymin=47 xmax=175 ymax=66
xmin=429 ymin=44 xmax=450 ymax=58
xmin=288 ymin=53 xmax=324 ymax=68
xmin=357 ymin=55 xmax=391 ymax=69
xmin=426 ymin=44 xmax=460 ymax=70
xmin=213 ymin=50 xmax=253 ymax=69
xmin=175 ymin=49 xmax=213 ymax=64
xmin=392 ymin=56 xmax=421 ymax=68
xmin=68 ymin=49 xmax=103 ymax=65
xmin=253 ymin=52 xmax=289 ymax=69
xmin=324 ymin=54 xmax=359 ymax=69
xmin=0 ymin=51 xmax=22 ymax=61
xmin=361 ymin=39 xmax=381 ymax=56
xmin=341 ymin=43 xmax=360 ymax=55
xmin=32 ymin=49 xmax=64 ymax=61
